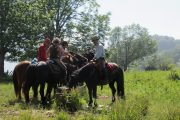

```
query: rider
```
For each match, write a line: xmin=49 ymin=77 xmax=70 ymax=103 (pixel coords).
xmin=91 ymin=35 xmax=108 ymax=84
xmin=46 ymin=37 xmax=67 ymax=72
xmin=59 ymin=41 xmax=69 ymax=60
xmin=37 ymin=37 xmax=51 ymax=62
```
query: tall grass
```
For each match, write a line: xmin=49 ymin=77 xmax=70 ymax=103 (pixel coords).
xmin=1 ymin=70 xmax=180 ymax=119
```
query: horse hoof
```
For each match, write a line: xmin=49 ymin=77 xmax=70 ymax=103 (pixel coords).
xmin=41 ymin=101 xmax=48 ymax=106
xmin=112 ymin=98 xmax=116 ymax=102
xmin=25 ymin=100 xmax=30 ymax=104
xmin=94 ymin=103 xmax=98 ymax=107
xmin=88 ymin=103 xmax=93 ymax=107
xmin=121 ymin=96 xmax=125 ymax=100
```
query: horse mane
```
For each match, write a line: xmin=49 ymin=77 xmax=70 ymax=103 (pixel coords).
xmin=71 ymin=63 xmax=94 ymax=80
xmin=82 ymin=52 xmax=94 ymax=62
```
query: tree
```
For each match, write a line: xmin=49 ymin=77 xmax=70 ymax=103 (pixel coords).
xmin=108 ymin=24 xmax=157 ymax=71
xmin=0 ymin=0 xmax=110 ymax=76
xmin=47 ymin=0 xmax=110 ymax=52
xmin=0 ymin=0 xmax=53 ymax=76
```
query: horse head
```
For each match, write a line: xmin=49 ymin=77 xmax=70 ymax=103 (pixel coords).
xmin=68 ymin=63 xmax=97 ymax=89
xmin=82 ymin=52 xmax=94 ymax=62
xmin=72 ymin=53 xmax=88 ymax=68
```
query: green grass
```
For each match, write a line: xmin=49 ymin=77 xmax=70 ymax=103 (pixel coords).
xmin=1 ymin=70 xmax=180 ymax=120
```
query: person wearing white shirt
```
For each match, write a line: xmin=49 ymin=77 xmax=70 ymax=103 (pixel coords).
xmin=91 ymin=36 xmax=108 ymax=84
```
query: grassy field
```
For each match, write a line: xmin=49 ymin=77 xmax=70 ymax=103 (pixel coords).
xmin=0 ymin=70 xmax=180 ymax=120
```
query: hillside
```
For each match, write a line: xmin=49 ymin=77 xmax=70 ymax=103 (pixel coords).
xmin=152 ymin=35 xmax=180 ymax=63
xmin=152 ymin=35 xmax=180 ymax=52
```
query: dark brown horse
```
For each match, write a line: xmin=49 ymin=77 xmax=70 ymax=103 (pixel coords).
xmin=12 ymin=53 xmax=87 ymax=104
xmin=69 ymin=52 xmax=125 ymax=106
xmin=62 ymin=53 xmax=88 ymax=83
xmin=82 ymin=52 xmax=94 ymax=62
xmin=69 ymin=62 xmax=125 ymax=106
xmin=23 ymin=61 xmax=67 ymax=105
xmin=13 ymin=61 xmax=31 ymax=100
xmin=62 ymin=52 xmax=88 ymax=68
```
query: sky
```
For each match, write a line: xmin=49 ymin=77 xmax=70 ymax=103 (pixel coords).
xmin=97 ymin=0 xmax=180 ymax=39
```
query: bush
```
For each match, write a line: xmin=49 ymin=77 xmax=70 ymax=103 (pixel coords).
xmin=169 ymin=69 xmax=180 ymax=80
xmin=0 ymin=72 xmax=12 ymax=83
xmin=55 ymin=86 xmax=86 ymax=112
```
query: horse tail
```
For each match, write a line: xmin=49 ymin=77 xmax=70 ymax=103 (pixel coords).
xmin=117 ymin=67 xmax=125 ymax=99
xmin=13 ymin=68 xmax=19 ymax=97
xmin=22 ymin=64 xmax=36 ymax=97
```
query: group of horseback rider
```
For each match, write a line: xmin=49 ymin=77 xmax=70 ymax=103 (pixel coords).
xmin=37 ymin=36 xmax=108 ymax=83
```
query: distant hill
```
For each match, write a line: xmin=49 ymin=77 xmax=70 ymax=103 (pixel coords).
xmin=152 ymin=35 xmax=180 ymax=63
xmin=152 ymin=35 xmax=180 ymax=52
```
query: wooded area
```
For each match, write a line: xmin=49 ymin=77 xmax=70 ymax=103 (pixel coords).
xmin=1 ymin=0 xmax=179 ymax=77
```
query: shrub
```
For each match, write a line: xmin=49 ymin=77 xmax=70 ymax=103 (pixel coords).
xmin=55 ymin=86 xmax=86 ymax=112
xmin=169 ymin=69 xmax=180 ymax=80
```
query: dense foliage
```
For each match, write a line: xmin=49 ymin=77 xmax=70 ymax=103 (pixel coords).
xmin=0 ymin=0 xmax=110 ymax=76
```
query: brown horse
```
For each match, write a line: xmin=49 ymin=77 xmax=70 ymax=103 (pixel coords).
xmin=13 ymin=61 xmax=31 ymax=100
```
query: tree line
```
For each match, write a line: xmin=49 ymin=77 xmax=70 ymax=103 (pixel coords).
xmin=0 ymin=0 xmax=110 ymax=76
xmin=0 ymin=0 xmax=158 ymax=77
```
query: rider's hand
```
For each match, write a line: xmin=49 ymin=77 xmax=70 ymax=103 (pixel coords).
xmin=90 ymin=60 xmax=94 ymax=63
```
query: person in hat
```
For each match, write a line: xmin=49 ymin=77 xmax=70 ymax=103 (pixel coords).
xmin=37 ymin=37 xmax=51 ymax=62
xmin=91 ymin=36 xmax=105 ymax=60
xmin=47 ymin=37 xmax=63 ymax=61
xmin=91 ymin=36 xmax=108 ymax=84
xmin=47 ymin=37 xmax=67 ymax=67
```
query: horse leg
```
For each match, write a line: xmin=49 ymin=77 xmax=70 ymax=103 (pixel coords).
xmin=40 ymin=82 xmax=46 ymax=105
xmin=18 ymin=82 xmax=22 ymax=100
xmin=52 ymin=83 xmax=57 ymax=98
xmin=46 ymin=83 xmax=53 ymax=102
xmin=18 ymin=75 xmax=25 ymax=100
xmin=92 ymin=86 xmax=98 ymax=107
xmin=109 ymin=81 xmax=116 ymax=102
xmin=16 ymin=75 xmax=22 ymax=100
xmin=32 ymin=84 xmax=39 ymax=100
xmin=87 ymin=86 xmax=93 ymax=107
xmin=23 ymin=85 xmax=31 ymax=103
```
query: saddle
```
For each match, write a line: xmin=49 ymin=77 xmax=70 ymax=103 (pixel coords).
xmin=106 ymin=63 xmax=114 ymax=72
xmin=47 ymin=60 xmax=62 ymax=75
xmin=92 ymin=62 xmax=111 ymax=85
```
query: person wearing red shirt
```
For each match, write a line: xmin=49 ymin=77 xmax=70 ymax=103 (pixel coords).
xmin=37 ymin=37 xmax=51 ymax=62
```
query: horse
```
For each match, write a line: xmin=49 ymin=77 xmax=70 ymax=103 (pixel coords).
xmin=82 ymin=52 xmax=94 ymax=62
xmin=70 ymin=52 xmax=88 ymax=68
xmin=69 ymin=62 xmax=125 ymax=106
xmin=23 ymin=61 xmax=67 ymax=105
xmin=61 ymin=52 xmax=88 ymax=83
xmin=13 ymin=61 xmax=31 ymax=100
